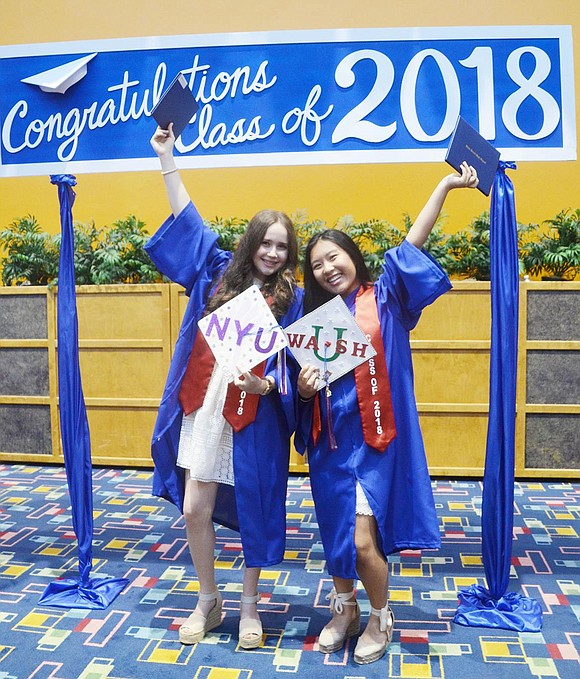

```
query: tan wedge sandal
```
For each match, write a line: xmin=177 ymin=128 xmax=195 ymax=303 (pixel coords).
xmin=318 ymin=589 xmax=361 ymax=654
xmin=179 ymin=589 xmax=223 ymax=645
xmin=353 ymin=604 xmax=394 ymax=664
xmin=239 ymin=593 xmax=263 ymax=649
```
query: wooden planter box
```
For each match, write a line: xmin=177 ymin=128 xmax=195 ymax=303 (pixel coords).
xmin=1 ymin=282 xmax=578 ymax=477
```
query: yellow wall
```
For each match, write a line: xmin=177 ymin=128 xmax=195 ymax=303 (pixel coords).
xmin=1 ymin=1 xmax=579 ymax=236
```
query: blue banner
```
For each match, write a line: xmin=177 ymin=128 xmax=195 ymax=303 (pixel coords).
xmin=38 ymin=174 xmax=129 ymax=609
xmin=0 ymin=26 xmax=575 ymax=176
xmin=454 ymin=163 xmax=543 ymax=632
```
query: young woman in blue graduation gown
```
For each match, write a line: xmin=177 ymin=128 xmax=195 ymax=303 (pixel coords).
xmin=145 ymin=125 xmax=303 ymax=648
xmin=295 ymin=163 xmax=479 ymax=665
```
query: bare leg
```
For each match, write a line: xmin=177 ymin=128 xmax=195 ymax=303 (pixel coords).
xmin=183 ymin=471 xmax=219 ymax=617
xmin=238 ymin=565 xmax=263 ymax=647
xmin=354 ymin=514 xmax=390 ymax=646
xmin=241 ymin=566 xmax=262 ymax=623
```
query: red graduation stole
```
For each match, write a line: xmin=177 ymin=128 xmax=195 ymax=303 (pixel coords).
xmin=178 ymin=329 xmax=265 ymax=433
xmin=312 ymin=285 xmax=397 ymax=452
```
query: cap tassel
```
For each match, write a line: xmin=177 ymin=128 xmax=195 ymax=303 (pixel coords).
xmin=323 ymin=342 xmax=337 ymax=450
xmin=277 ymin=348 xmax=287 ymax=396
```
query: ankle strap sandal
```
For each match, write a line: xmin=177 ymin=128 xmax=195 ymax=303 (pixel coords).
xmin=240 ymin=592 xmax=261 ymax=605
xmin=327 ymin=588 xmax=357 ymax=614
xmin=371 ymin=603 xmax=394 ymax=633
xmin=353 ymin=604 xmax=394 ymax=665
xmin=239 ymin=592 xmax=263 ymax=649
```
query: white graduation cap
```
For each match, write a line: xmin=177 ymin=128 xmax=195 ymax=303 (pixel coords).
xmin=284 ymin=295 xmax=376 ymax=390
xmin=197 ymin=285 xmax=288 ymax=381
xmin=21 ymin=53 xmax=97 ymax=94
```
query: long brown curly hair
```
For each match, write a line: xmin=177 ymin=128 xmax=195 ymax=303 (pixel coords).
xmin=205 ymin=209 xmax=298 ymax=320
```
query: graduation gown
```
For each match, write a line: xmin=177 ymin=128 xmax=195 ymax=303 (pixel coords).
xmin=295 ymin=239 xmax=449 ymax=579
xmin=144 ymin=202 xmax=303 ymax=568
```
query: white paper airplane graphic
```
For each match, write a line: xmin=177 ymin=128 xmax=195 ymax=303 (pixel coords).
xmin=21 ymin=53 xmax=97 ymax=94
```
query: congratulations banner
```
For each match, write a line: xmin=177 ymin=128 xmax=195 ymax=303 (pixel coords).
xmin=0 ymin=26 xmax=575 ymax=176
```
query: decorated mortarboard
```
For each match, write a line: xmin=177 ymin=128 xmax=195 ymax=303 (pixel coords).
xmin=283 ymin=295 xmax=376 ymax=389
xmin=197 ymin=285 xmax=288 ymax=382
xmin=151 ymin=72 xmax=199 ymax=139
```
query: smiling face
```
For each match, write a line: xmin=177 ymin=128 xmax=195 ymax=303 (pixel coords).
xmin=309 ymin=238 xmax=361 ymax=297
xmin=251 ymin=221 xmax=289 ymax=282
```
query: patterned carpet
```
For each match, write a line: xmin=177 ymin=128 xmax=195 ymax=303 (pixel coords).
xmin=0 ymin=464 xmax=579 ymax=679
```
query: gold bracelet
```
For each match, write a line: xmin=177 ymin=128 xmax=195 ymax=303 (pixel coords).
xmin=161 ymin=168 xmax=178 ymax=176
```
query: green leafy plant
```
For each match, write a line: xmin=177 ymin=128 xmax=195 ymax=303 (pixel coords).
xmin=335 ymin=215 xmax=400 ymax=280
xmin=0 ymin=214 xmax=164 ymax=286
xmin=4 ymin=208 xmax=578 ymax=287
xmin=446 ymin=212 xmax=492 ymax=280
xmin=399 ymin=212 xmax=456 ymax=273
xmin=0 ymin=215 xmax=60 ymax=286
xmin=205 ymin=216 xmax=248 ymax=253
xmin=446 ymin=212 xmax=538 ymax=280
xmin=521 ymin=208 xmax=580 ymax=280
xmin=72 ymin=220 xmax=102 ymax=285
xmin=333 ymin=212 xmax=453 ymax=279
xmin=88 ymin=215 xmax=162 ymax=284
xmin=290 ymin=209 xmax=327 ymax=275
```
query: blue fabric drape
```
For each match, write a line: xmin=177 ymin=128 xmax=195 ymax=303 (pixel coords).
xmin=38 ymin=175 xmax=129 ymax=609
xmin=454 ymin=162 xmax=542 ymax=632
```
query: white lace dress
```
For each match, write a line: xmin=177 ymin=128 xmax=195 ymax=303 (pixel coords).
xmin=355 ymin=481 xmax=373 ymax=516
xmin=176 ymin=362 xmax=234 ymax=486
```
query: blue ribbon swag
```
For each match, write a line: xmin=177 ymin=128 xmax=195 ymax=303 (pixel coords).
xmin=454 ymin=162 xmax=542 ymax=632
xmin=38 ymin=175 xmax=129 ymax=609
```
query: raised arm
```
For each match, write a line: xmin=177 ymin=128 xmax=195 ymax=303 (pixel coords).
xmin=150 ymin=124 xmax=191 ymax=218
xmin=406 ymin=162 xmax=479 ymax=249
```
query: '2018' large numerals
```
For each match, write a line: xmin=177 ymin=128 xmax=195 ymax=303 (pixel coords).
xmin=331 ymin=46 xmax=560 ymax=143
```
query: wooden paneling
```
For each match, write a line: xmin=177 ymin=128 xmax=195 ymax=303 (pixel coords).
xmin=1 ymin=281 xmax=579 ymax=478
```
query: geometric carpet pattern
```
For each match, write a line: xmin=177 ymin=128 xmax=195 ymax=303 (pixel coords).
xmin=0 ymin=464 xmax=579 ymax=679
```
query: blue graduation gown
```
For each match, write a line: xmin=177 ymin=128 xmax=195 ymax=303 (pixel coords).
xmin=295 ymin=239 xmax=449 ymax=579
xmin=144 ymin=202 xmax=304 ymax=568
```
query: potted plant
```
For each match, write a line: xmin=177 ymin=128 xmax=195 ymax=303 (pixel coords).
xmin=0 ymin=215 xmax=60 ymax=286
xmin=521 ymin=208 xmax=580 ymax=280
xmin=205 ymin=215 xmax=248 ymax=253
xmin=333 ymin=215 xmax=398 ymax=280
xmin=396 ymin=212 xmax=456 ymax=274
xmin=446 ymin=211 xmax=538 ymax=280
xmin=289 ymin=211 xmax=455 ymax=280
xmin=87 ymin=215 xmax=164 ymax=284
xmin=289 ymin=209 xmax=327 ymax=279
xmin=0 ymin=214 xmax=165 ymax=286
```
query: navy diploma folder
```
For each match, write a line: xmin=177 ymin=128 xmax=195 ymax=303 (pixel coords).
xmin=445 ymin=117 xmax=500 ymax=196
xmin=151 ymin=72 xmax=199 ymax=139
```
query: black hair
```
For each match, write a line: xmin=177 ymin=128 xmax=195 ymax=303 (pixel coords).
xmin=303 ymin=229 xmax=371 ymax=313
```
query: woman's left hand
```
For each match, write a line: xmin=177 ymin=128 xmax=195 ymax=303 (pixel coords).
xmin=234 ymin=370 xmax=267 ymax=394
xmin=297 ymin=364 xmax=320 ymax=400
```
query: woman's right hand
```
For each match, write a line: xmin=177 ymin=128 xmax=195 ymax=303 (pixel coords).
xmin=298 ymin=364 xmax=320 ymax=400
xmin=150 ymin=124 xmax=175 ymax=159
